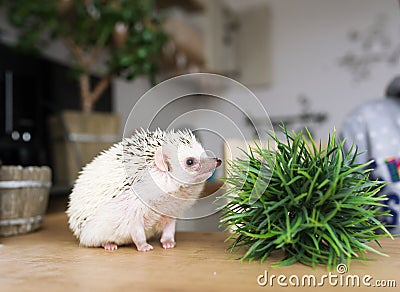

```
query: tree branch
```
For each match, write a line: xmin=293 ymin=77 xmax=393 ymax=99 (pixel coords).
xmin=79 ymin=74 xmax=92 ymax=113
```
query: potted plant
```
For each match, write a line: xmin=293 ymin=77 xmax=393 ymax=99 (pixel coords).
xmin=220 ymin=125 xmax=392 ymax=268
xmin=1 ymin=0 xmax=167 ymax=186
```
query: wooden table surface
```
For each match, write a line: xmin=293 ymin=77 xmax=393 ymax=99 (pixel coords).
xmin=0 ymin=213 xmax=399 ymax=291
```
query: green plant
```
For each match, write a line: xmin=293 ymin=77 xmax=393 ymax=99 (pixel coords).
xmin=1 ymin=0 xmax=167 ymax=112
xmin=220 ymin=126 xmax=392 ymax=268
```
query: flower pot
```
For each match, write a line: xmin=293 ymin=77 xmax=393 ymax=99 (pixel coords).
xmin=48 ymin=110 xmax=120 ymax=187
xmin=0 ymin=165 xmax=51 ymax=236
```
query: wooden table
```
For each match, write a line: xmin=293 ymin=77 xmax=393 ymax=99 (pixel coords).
xmin=0 ymin=213 xmax=399 ymax=291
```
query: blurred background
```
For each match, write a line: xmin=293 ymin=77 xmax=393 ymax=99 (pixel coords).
xmin=1 ymin=0 xmax=400 ymax=230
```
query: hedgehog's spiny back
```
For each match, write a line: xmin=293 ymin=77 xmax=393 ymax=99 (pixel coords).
xmin=122 ymin=128 xmax=196 ymax=168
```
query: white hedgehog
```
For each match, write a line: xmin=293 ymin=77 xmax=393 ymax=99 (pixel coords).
xmin=66 ymin=129 xmax=221 ymax=251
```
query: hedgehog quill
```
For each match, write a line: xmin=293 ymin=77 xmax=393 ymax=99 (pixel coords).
xmin=67 ymin=129 xmax=222 ymax=251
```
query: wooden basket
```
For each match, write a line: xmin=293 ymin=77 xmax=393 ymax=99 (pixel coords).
xmin=48 ymin=110 xmax=120 ymax=187
xmin=0 ymin=166 xmax=52 ymax=236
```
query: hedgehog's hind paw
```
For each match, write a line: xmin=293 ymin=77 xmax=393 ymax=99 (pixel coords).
xmin=103 ymin=243 xmax=118 ymax=251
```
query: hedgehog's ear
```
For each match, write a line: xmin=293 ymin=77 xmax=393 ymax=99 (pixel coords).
xmin=155 ymin=146 xmax=170 ymax=172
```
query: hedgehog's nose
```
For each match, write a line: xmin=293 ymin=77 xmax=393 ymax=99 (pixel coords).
xmin=215 ymin=158 xmax=222 ymax=168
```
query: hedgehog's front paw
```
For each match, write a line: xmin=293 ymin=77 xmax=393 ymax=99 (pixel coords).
xmin=103 ymin=243 xmax=118 ymax=251
xmin=137 ymin=243 xmax=153 ymax=252
xmin=161 ymin=238 xmax=176 ymax=249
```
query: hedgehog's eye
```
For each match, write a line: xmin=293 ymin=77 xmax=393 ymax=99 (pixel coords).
xmin=186 ymin=158 xmax=194 ymax=166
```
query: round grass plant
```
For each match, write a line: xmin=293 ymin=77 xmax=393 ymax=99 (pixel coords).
xmin=220 ymin=126 xmax=392 ymax=267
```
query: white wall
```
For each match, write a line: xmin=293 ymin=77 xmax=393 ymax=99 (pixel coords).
xmin=252 ymin=0 xmax=400 ymax=139
xmin=116 ymin=0 xmax=400 ymax=141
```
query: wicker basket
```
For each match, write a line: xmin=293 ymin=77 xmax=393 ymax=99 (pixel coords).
xmin=0 ymin=166 xmax=52 ymax=236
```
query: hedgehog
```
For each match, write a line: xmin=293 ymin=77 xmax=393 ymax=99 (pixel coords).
xmin=66 ymin=128 xmax=222 ymax=251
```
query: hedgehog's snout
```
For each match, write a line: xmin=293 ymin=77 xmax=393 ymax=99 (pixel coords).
xmin=216 ymin=158 xmax=222 ymax=168
xmin=201 ymin=151 xmax=222 ymax=170
xmin=199 ymin=156 xmax=222 ymax=174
